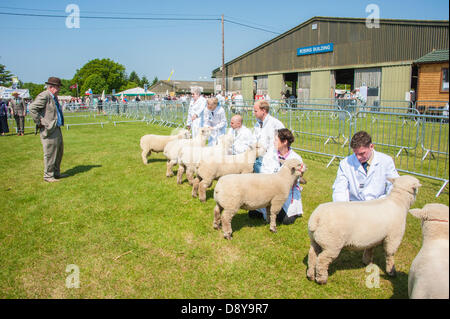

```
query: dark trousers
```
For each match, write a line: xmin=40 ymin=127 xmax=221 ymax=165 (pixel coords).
xmin=14 ymin=115 xmax=25 ymax=134
xmin=0 ymin=115 xmax=9 ymax=133
xmin=276 ymin=209 xmax=299 ymax=225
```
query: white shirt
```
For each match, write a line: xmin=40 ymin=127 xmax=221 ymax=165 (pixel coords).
xmin=332 ymin=150 xmax=400 ymax=202
xmin=257 ymin=148 xmax=304 ymax=219
xmin=187 ymin=96 xmax=207 ymax=138
xmin=227 ymin=125 xmax=256 ymax=154
xmin=203 ymin=105 xmax=227 ymax=145
xmin=234 ymin=94 xmax=244 ymax=106
xmin=253 ymin=114 xmax=285 ymax=172
xmin=216 ymin=94 xmax=225 ymax=107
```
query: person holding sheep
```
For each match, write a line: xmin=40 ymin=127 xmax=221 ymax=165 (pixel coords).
xmin=252 ymin=100 xmax=285 ymax=173
xmin=203 ymin=97 xmax=227 ymax=146
xmin=227 ymin=114 xmax=255 ymax=155
xmin=332 ymin=130 xmax=399 ymax=202
xmin=249 ymin=128 xmax=305 ymax=225
xmin=186 ymin=87 xmax=207 ymax=138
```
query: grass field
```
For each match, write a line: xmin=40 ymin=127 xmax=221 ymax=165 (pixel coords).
xmin=0 ymin=114 xmax=448 ymax=299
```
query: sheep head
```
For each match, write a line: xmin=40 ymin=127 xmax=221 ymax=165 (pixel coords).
xmin=248 ymin=142 xmax=267 ymax=158
xmin=409 ymin=203 xmax=449 ymax=224
xmin=282 ymin=159 xmax=304 ymax=178
xmin=388 ymin=175 xmax=422 ymax=200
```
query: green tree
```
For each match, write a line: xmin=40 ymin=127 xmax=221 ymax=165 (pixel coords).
xmin=140 ymin=75 xmax=149 ymax=88
xmin=0 ymin=64 xmax=13 ymax=86
xmin=58 ymin=79 xmax=75 ymax=96
xmin=21 ymin=82 xmax=45 ymax=99
xmin=151 ymin=76 xmax=158 ymax=86
xmin=72 ymin=58 xmax=127 ymax=94
xmin=81 ymin=74 xmax=108 ymax=95
xmin=128 ymin=71 xmax=140 ymax=86
xmin=120 ymin=81 xmax=139 ymax=91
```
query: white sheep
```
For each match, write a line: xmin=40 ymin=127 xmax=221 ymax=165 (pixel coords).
xmin=163 ymin=127 xmax=211 ymax=178
xmin=408 ymin=203 xmax=449 ymax=299
xmin=176 ymin=134 xmax=234 ymax=185
xmin=212 ymin=158 xmax=305 ymax=239
xmin=192 ymin=142 xmax=266 ymax=202
xmin=306 ymin=175 xmax=422 ymax=285
xmin=140 ymin=129 xmax=190 ymax=165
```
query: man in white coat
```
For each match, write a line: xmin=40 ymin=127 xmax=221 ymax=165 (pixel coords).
xmin=252 ymin=100 xmax=285 ymax=173
xmin=332 ymin=131 xmax=399 ymax=202
xmin=227 ymin=114 xmax=255 ymax=154
xmin=186 ymin=86 xmax=207 ymax=138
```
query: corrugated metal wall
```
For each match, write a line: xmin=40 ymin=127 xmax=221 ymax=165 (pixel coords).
xmin=380 ymin=65 xmax=412 ymax=101
xmin=218 ymin=18 xmax=448 ymax=78
xmin=268 ymin=74 xmax=283 ymax=99
xmin=310 ymin=70 xmax=331 ymax=99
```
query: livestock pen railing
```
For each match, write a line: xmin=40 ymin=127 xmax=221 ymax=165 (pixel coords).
xmin=7 ymin=99 xmax=448 ymax=196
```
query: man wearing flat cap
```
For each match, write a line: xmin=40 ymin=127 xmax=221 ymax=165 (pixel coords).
xmin=29 ymin=77 xmax=66 ymax=182
xmin=9 ymin=91 xmax=27 ymax=136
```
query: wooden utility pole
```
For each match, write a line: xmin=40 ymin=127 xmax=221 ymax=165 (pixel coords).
xmin=221 ymin=14 xmax=225 ymax=94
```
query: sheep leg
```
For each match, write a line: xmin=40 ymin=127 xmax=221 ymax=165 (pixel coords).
xmin=141 ymin=149 xmax=149 ymax=165
xmin=186 ymin=166 xmax=195 ymax=185
xmin=213 ymin=204 xmax=222 ymax=230
xmin=383 ymin=236 xmax=402 ymax=276
xmin=221 ymin=209 xmax=235 ymax=240
xmin=199 ymin=178 xmax=213 ymax=202
xmin=166 ymin=160 xmax=176 ymax=177
xmin=307 ymin=237 xmax=322 ymax=281
xmin=192 ymin=177 xmax=200 ymax=198
xmin=315 ymin=248 xmax=341 ymax=285
xmin=268 ymin=204 xmax=283 ymax=233
xmin=176 ymin=164 xmax=185 ymax=184
xmin=362 ymin=248 xmax=374 ymax=265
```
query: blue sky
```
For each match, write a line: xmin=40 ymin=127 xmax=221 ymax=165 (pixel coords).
xmin=0 ymin=0 xmax=448 ymax=84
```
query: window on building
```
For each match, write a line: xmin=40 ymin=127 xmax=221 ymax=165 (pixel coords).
xmin=441 ymin=68 xmax=449 ymax=92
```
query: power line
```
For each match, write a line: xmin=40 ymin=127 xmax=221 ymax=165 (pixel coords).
xmin=224 ymin=19 xmax=281 ymax=35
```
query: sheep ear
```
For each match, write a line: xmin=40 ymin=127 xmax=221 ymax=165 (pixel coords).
xmin=409 ymin=208 xmax=426 ymax=220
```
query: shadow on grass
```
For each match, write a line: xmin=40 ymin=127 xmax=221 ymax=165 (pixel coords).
xmin=63 ymin=164 xmax=102 ymax=177
xmin=146 ymin=158 xmax=167 ymax=164
xmin=300 ymin=246 xmax=409 ymax=297
xmin=231 ymin=211 xmax=268 ymax=235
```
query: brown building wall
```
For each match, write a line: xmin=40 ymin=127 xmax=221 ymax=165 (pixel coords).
xmin=417 ymin=62 xmax=449 ymax=101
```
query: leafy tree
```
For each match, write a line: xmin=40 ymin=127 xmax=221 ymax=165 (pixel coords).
xmin=58 ymin=79 xmax=75 ymax=96
xmin=120 ymin=81 xmax=139 ymax=91
xmin=128 ymin=71 xmax=140 ymax=86
xmin=21 ymin=82 xmax=45 ymax=99
xmin=81 ymin=74 xmax=108 ymax=95
xmin=0 ymin=64 xmax=13 ymax=86
xmin=72 ymin=58 xmax=127 ymax=94
xmin=140 ymin=75 xmax=149 ymax=88
xmin=151 ymin=76 xmax=158 ymax=86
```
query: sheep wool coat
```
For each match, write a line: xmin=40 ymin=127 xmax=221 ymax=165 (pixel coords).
xmin=257 ymin=148 xmax=304 ymax=219
xmin=332 ymin=150 xmax=399 ymax=202
xmin=187 ymin=96 xmax=207 ymax=138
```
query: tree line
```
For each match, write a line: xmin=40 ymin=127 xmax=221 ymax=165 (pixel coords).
xmin=1 ymin=59 xmax=158 ymax=99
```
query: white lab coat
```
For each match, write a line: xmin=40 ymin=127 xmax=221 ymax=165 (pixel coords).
xmin=203 ymin=105 xmax=227 ymax=145
xmin=257 ymin=149 xmax=304 ymax=220
xmin=227 ymin=125 xmax=256 ymax=155
xmin=186 ymin=96 xmax=207 ymax=138
xmin=332 ymin=150 xmax=400 ymax=202
xmin=253 ymin=114 xmax=285 ymax=173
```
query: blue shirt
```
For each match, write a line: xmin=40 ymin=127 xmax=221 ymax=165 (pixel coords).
xmin=51 ymin=94 xmax=64 ymax=127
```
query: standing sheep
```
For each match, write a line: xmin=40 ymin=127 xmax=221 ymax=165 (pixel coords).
xmin=176 ymin=134 xmax=233 ymax=185
xmin=213 ymin=158 xmax=305 ymax=239
xmin=163 ymin=127 xmax=211 ymax=178
xmin=408 ymin=203 xmax=449 ymax=299
xmin=192 ymin=142 xmax=266 ymax=202
xmin=307 ymin=175 xmax=421 ymax=285
xmin=140 ymin=129 xmax=190 ymax=164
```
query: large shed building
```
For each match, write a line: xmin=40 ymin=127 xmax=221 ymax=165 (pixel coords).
xmin=212 ymin=16 xmax=449 ymax=103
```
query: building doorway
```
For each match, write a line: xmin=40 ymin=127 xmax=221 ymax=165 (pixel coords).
xmin=335 ymin=69 xmax=355 ymax=91
xmin=283 ymin=72 xmax=298 ymax=98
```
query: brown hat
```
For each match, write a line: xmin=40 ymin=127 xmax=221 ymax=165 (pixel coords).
xmin=45 ymin=77 xmax=62 ymax=87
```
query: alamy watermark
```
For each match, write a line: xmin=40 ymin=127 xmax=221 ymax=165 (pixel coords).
xmin=66 ymin=4 xmax=80 ymax=29
xmin=66 ymin=264 xmax=80 ymax=288
xmin=365 ymin=264 xmax=380 ymax=289
xmin=366 ymin=4 xmax=380 ymax=29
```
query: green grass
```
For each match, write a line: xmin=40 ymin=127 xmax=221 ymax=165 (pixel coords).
xmin=0 ymin=115 xmax=448 ymax=299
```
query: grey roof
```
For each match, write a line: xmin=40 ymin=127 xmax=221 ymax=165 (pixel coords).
xmin=415 ymin=49 xmax=449 ymax=63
